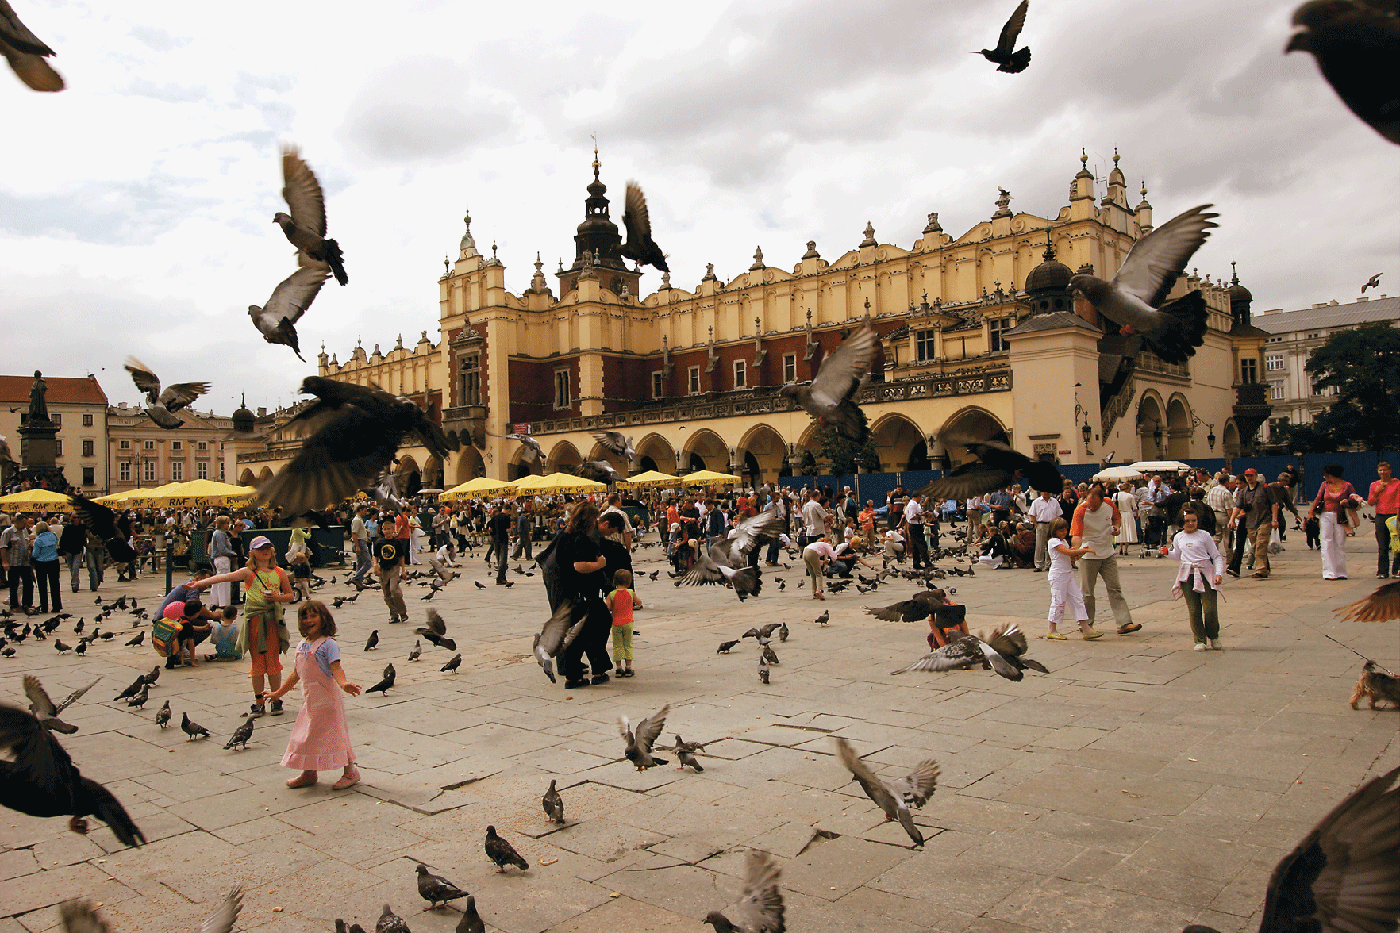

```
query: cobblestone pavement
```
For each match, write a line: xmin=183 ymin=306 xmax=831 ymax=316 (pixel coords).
xmin=1 ymin=529 xmax=1395 ymax=932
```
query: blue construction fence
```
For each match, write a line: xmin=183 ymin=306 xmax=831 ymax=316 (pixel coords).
xmin=777 ymin=450 xmax=1398 ymax=501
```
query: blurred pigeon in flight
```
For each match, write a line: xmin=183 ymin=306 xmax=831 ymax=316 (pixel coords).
xmin=274 ymin=146 xmax=348 ymax=285
xmin=1287 ymin=0 xmax=1400 ymax=146
xmin=593 ymin=431 xmax=637 ymax=468
xmin=1362 ymin=272 xmax=1384 ymax=292
xmin=0 ymin=0 xmax=62 ymax=91
xmin=507 ymin=432 xmax=543 ymax=465
xmin=915 ymin=435 xmax=1065 ymax=500
xmin=124 ymin=358 xmax=210 ymax=430
xmin=780 ymin=320 xmax=877 ymax=444
xmin=248 ymin=250 xmax=330 ymax=362
xmin=620 ymin=181 xmax=669 ymax=273
xmin=703 ymin=850 xmax=785 ymax=933
xmin=979 ymin=0 xmax=1031 ymax=73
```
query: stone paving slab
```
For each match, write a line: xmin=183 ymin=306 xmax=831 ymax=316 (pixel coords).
xmin=2 ymin=533 xmax=1397 ymax=931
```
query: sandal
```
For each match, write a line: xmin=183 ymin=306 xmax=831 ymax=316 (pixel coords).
xmin=813 ymin=593 xmax=826 ymax=600
xmin=1045 ymin=632 xmax=1067 ymax=640
xmin=1082 ymin=630 xmax=1103 ymax=640
xmin=332 ymin=770 xmax=360 ymax=790
xmin=286 ymin=773 xmax=317 ymax=789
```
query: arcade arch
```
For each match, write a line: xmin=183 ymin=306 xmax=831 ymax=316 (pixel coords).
xmin=870 ymin=414 xmax=926 ymax=472
xmin=936 ymin=407 xmax=1008 ymax=467
xmin=547 ymin=441 xmax=583 ymax=474
xmin=736 ymin=424 xmax=787 ymax=486
xmin=1165 ymin=394 xmax=1191 ymax=460
xmin=1136 ymin=393 xmax=1166 ymax=461
xmin=681 ymin=429 xmax=729 ymax=475
xmin=635 ymin=433 xmax=677 ymax=475
xmin=452 ymin=448 xmax=485 ymax=484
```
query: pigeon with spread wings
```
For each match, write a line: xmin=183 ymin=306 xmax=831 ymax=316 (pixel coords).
xmin=414 ymin=609 xmax=457 ymax=651
xmin=620 ymin=181 xmax=669 ymax=273
xmin=24 ymin=675 xmax=97 ymax=734
xmin=979 ymin=0 xmax=1031 ymax=73
xmin=274 ymin=146 xmax=348 ymax=285
xmin=780 ymin=321 xmax=877 ymax=444
xmin=507 ymin=432 xmax=543 ymax=465
xmin=680 ymin=509 xmax=782 ymax=601
xmin=0 ymin=0 xmax=63 ymax=91
xmin=1335 ymin=580 xmax=1400 ymax=623
xmin=592 ymin=431 xmax=637 ymax=468
xmin=1287 ymin=1 xmax=1400 ymax=146
xmin=61 ymin=886 xmax=242 ymax=933
xmin=257 ymin=377 xmax=457 ymax=516
xmin=620 ymin=704 xmax=670 ymax=770
xmin=248 ymin=250 xmax=330 ymax=362
xmin=703 ymin=850 xmax=785 ymax=933
xmin=834 ymin=736 xmax=924 ymax=847
xmin=532 ymin=599 xmax=585 ymax=684
xmin=893 ymin=623 xmax=1048 ymax=682
xmin=914 ymin=436 xmax=1064 ymax=501
xmin=67 ymin=493 xmax=137 ymax=564
xmin=124 ymin=358 xmax=210 ymax=430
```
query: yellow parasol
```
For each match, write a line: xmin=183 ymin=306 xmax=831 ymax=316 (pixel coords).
xmin=679 ymin=469 xmax=742 ymax=487
xmin=0 ymin=489 xmax=74 ymax=513
xmin=92 ymin=493 xmax=130 ymax=506
xmin=124 ymin=480 xmax=259 ymax=508
xmin=617 ymin=470 xmax=680 ymax=488
xmin=514 ymin=473 xmax=607 ymax=495
xmin=440 ymin=477 xmax=518 ymax=501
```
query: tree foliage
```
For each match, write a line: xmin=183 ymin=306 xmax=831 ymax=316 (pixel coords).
xmin=813 ymin=425 xmax=880 ymax=476
xmin=1270 ymin=421 xmax=1333 ymax=454
xmin=1305 ymin=323 xmax=1400 ymax=450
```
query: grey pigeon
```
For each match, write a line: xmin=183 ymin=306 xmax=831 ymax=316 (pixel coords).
xmin=703 ymin=850 xmax=785 ymax=933
xmin=441 ymin=653 xmax=462 ymax=673
xmin=274 ymin=146 xmax=348 ymax=285
xmin=542 ymin=779 xmax=564 ymax=823
xmin=415 ymin=609 xmax=457 ymax=651
xmin=533 ymin=599 xmax=585 ymax=684
xmin=114 ymin=675 xmax=146 ymax=702
xmin=892 ymin=623 xmax=1048 ymax=682
xmin=672 ymin=735 xmax=706 ymax=772
xmin=717 ymin=639 xmax=740 ymax=654
xmin=777 ymin=622 xmax=789 ymax=642
xmin=125 ymin=631 xmax=144 ymax=647
xmin=780 ymin=320 xmax=876 ymax=444
xmin=915 ymin=436 xmax=1064 ymax=500
xmin=408 ymin=640 xmax=421 ymax=662
xmin=575 ymin=459 xmax=619 ymax=485
xmin=620 ymin=704 xmax=670 ymax=770
xmin=124 ymin=358 xmax=209 ymax=430
xmin=455 ymin=897 xmax=484 ymax=933
xmin=619 ymin=181 xmax=669 ymax=273
xmin=592 ymin=431 xmax=637 ymax=467
xmin=364 ymin=630 xmax=379 ymax=651
xmin=484 ymin=825 xmax=529 ymax=871
xmin=23 ymin=675 xmax=78 ymax=733
xmin=1068 ymin=204 xmax=1219 ymax=364
xmin=758 ymin=657 xmax=770 ymax=685
xmin=867 ymin=591 xmax=965 ymax=625
xmin=125 ymin=685 xmax=149 ymax=709
xmin=365 ymin=663 xmax=395 ymax=695
xmin=884 ymin=759 xmax=941 ymax=810
xmin=1362 ymin=272 xmax=1384 ymax=292
xmin=416 ymin=863 xmax=468 ymax=910
xmin=198 ymin=886 xmax=245 ymax=933
xmin=680 ymin=510 xmax=783 ymax=601
xmin=180 ymin=712 xmax=209 ymax=741
xmin=814 ymin=610 xmax=829 ymax=626
xmin=154 ymin=700 xmax=170 ymax=729
xmin=979 ymin=0 xmax=1031 ymax=73
xmin=506 ymin=432 xmax=542 ymax=464
xmin=141 ymin=665 xmax=160 ymax=687
xmin=224 ymin=717 xmax=254 ymax=751
xmin=0 ymin=0 xmax=63 ymax=91
xmin=760 ymin=644 xmax=779 ymax=666
xmin=61 ymin=886 xmax=242 ymax=933
xmin=1287 ymin=1 xmax=1400 ymax=146
xmin=834 ymin=737 xmax=924 ymax=847
xmin=375 ymin=904 xmax=410 ymax=933
xmin=248 ymin=251 xmax=330 ymax=362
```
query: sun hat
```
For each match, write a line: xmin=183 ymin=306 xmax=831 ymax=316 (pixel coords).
xmin=249 ymin=535 xmax=273 ymax=549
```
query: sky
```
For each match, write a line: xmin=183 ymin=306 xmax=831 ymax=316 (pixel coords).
xmin=2 ymin=0 xmax=1396 ymax=415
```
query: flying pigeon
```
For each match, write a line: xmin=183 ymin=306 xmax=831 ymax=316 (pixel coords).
xmin=916 ymin=436 xmax=1065 ymax=500
xmin=542 ymin=779 xmax=565 ymax=823
xmin=1184 ymin=766 xmax=1399 ymax=933
xmin=248 ymin=251 xmax=330 ymax=363
xmin=61 ymin=886 xmax=242 ymax=933
xmin=224 ymin=717 xmax=254 ymax=751
xmin=1068 ymin=204 xmax=1219 ymax=364
xmin=0 ymin=0 xmax=63 ymax=91
xmin=365 ymin=663 xmax=396 ymax=695
xmin=680 ymin=510 xmax=783 ymax=601
xmin=592 ymin=431 xmax=637 ymax=468
xmin=868 ymin=591 xmax=966 ymax=625
xmin=834 ymin=736 xmax=924 ymax=847
xmin=180 ymin=712 xmax=210 ymax=741
xmin=884 ymin=759 xmax=941 ymax=810
xmin=620 ymin=181 xmax=669 ymax=273
xmin=416 ymin=863 xmax=469 ymax=910
xmin=68 ymin=493 xmax=138 ymax=564
xmin=123 ymin=358 xmax=209 ymax=430
xmin=23 ymin=675 xmax=81 ymax=734
xmin=533 ymin=599 xmax=586 ymax=684
xmin=780 ymin=320 xmax=877 ymax=444
xmin=1336 ymin=581 xmax=1400 ymax=623
xmin=274 ymin=146 xmax=348 ymax=285
xmin=979 ymin=0 xmax=1031 ymax=73
xmin=154 ymin=700 xmax=170 ymax=729
xmin=1362 ymin=272 xmax=1384 ymax=292
xmin=1287 ymin=1 xmax=1400 ymax=146
xmin=0 ymin=704 xmax=146 ymax=846
xmin=257 ymin=377 xmax=457 ymax=515
xmin=576 ymin=460 xmax=619 ymax=486
xmin=364 ymin=630 xmax=379 ymax=651
xmin=672 ymin=735 xmax=707 ymax=772
xmin=441 ymin=653 xmax=462 ymax=673
xmin=506 ymin=432 xmax=543 ymax=465
xmin=415 ymin=609 xmax=457 ymax=650
xmin=484 ymin=825 xmax=529 ymax=872
xmin=619 ymin=704 xmax=670 ymax=770
xmin=893 ymin=623 xmax=1049 ymax=681
xmin=702 ymin=850 xmax=785 ymax=933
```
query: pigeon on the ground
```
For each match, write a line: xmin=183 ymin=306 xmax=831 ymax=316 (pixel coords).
xmin=717 ymin=639 xmax=740 ymax=654
xmin=274 ymin=146 xmax=348 ymax=285
xmin=141 ymin=665 xmax=160 ymax=687
xmin=124 ymin=358 xmax=209 ymax=430
xmin=441 ymin=653 xmax=461 ymax=673
xmin=777 ymin=622 xmax=789 ymax=642
xmin=814 ymin=610 xmax=829 ymax=626
xmin=592 ymin=431 xmax=637 ymax=468
xmin=1068 ymin=204 xmax=1218 ymax=364
xmin=484 ymin=825 xmax=529 ymax=872
xmin=0 ymin=0 xmax=63 ymax=91
xmin=1287 ymin=1 xmax=1400 ymax=146
xmin=1335 ymin=580 xmax=1400 ymax=623
xmin=126 ymin=686 xmax=149 ymax=709
xmin=619 ymin=704 xmax=670 ymax=770
xmin=979 ymin=0 xmax=1031 ymax=73
xmin=702 ymin=850 xmax=785 ymax=933
xmin=542 ymin=779 xmax=565 ymax=823
xmin=408 ymin=640 xmax=421 ymax=662
xmin=415 ymin=609 xmax=457 ymax=651
xmin=0 ymin=704 xmax=146 ymax=846
xmin=61 ymin=886 xmax=242 ymax=933
xmin=54 ymin=639 xmax=71 ymax=653
xmin=364 ymin=630 xmax=379 ymax=651
xmin=180 ymin=712 xmax=210 ymax=741
xmin=456 ymin=897 xmax=484 ymax=933
xmin=125 ymin=631 xmax=144 ymax=647
xmin=620 ymin=181 xmax=669 ymax=273
xmin=23 ymin=675 xmax=80 ymax=734
xmin=224 ymin=718 xmax=254 ymax=751
xmin=834 ymin=737 xmax=924 ymax=847
xmin=1183 ymin=765 xmax=1399 ymax=933
xmin=672 ymin=735 xmax=706 ymax=772
xmin=154 ymin=700 xmax=170 ymax=729
xmin=893 ymin=623 xmax=1048 ymax=681
xmin=257 ymin=378 xmax=456 ymax=515
xmin=114 ymin=675 xmax=146 ymax=702
xmin=758 ymin=656 xmax=770 ymax=685
xmin=376 ymin=904 xmax=410 ymax=933
xmin=365 ymin=663 xmax=396 ymax=695
xmin=416 ymin=863 xmax=468 ymax=910
xmin=780 ymin=320 xmax=877 ymax=444
xmin=915 ymin=436 xmax=1064 ymax=500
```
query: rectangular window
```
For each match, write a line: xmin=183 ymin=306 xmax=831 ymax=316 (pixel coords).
xmin=171 ymin=460 xmax=184 ymax=481
xmin=733 ymin=360 xmax=746 ymax=389
xmin=460 ymin=353 xmax=481 ymax=406
xmin=171 ymin=441 xmax=182 ymax=451
xmin=143 ymin=460 xmax=156 ymax=483
xmin=197 ymin=441 xmax=207 ymax=451
xmin=651 ymin=372 xmax=664 ymax=399
xmin=55 ymin=439 xmax=62 ymax=457
xmin=1269 ymin=381 xmax=1285 ymax=400
xmin=197 ymin=460 xmax=208 ymax=480
xmin=82 ymin=467 xmax=95 ymax=486
xmin=143 ymin=440 xmax=155 ymax=451
xmin=119 ymin=461 xmax=131 ymax=482
xmin=688 ymin=366 xmax=701 ymax=395
xmin=1266 ymin=354 xmax=1284 ymax=372
xmin=1240 ymin=358 xmax=1258 ymax=384
xmin=50 ymin=413 xmax=60 ymax=427
xmin=988 ymin=318 xmax=1011 ymax=353
xmin=82 ymin=439 xmax=94 ymax=457
xmin=915 ymin=329 xmax=937 ymax=361
xmin=219 ymin=461 xmax=225 ymax=481
xmin=119 ymin=439 xmax=130 ymax=450
xmin=553 ymin=369 xmax=570 ymax=409
xmin=782 ymin=354 xmax=797 ymax=383
xmin=82 ymin=413 xmax=94 ymax=427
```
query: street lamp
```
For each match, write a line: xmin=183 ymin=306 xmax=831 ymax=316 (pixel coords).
xmin=1074 ymin=383 xmax=1094 ymax=451
xmin=1190 ymin=413 xmax=1216 ymax=451
xmin=1152 ymin=427 xmax=1164 ymax=451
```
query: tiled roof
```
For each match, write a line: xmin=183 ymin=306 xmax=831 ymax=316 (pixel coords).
xmin=1253 ymin=296 xmax=1400 ymax=335
xmin=0 ymin=375 xmax=109 ymax=405
xmin=1004 ymin=311 xmax=1100 ymax=337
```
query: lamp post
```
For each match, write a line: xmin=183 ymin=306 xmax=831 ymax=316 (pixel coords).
xmin=1190 ymin=413 xmax=1216 ymax=452
xmin=1073 ymin=383 xmax=1094 ymax=456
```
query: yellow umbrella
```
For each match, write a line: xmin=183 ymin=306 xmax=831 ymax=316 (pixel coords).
xmin=680 ymin=469 xmax=742 ymax=486
xmin=617 ymin=470 xmax=680 ymax=488
xmin=92 ymin=493 xmax=129 ymax=506
xmin=517 ymin=473 xmax=607 ymax=495
xmin=441 ymin=477 xmax=518 ymax=501
xmin=125 ymin=480 xmax=258 ymax=508
xmin=0 ymin=489 xmax=74 ymax=513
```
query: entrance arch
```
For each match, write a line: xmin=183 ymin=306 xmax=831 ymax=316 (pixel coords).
xmin=681 ymin=429 xmax=729 ymax=475
xmin=422 ymin=455 xmax=444 ymax=489
xmin=736 ymin=424 xmax=787 ymax=486
xmin=1221 ymin=420 xmax=1241 ymax=459
xmin=239 ymin=468 xmax=255 ymax=486
xmin=452 ymin=448 xmax=485 ymax=484
xmin=1137 ymin=393 xmax=1166 ymax=461
xmin=936 ymin=407 xmax=1008 ymax=468
xmin=635 ymin=433 xmax=677 ymax=475
xmin=586 ymin=441 xmax=630 ymax=478
xmin=547 ymin=441 xmax=582 ymax=474
xmin=870 ymin=414 xmax=925 ymax=472
xmin=1165 ymin=394 xmax=1191 ymax=460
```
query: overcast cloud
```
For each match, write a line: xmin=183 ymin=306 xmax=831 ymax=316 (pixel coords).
xmin=2 ymin=0 xmax=1395 ymax=414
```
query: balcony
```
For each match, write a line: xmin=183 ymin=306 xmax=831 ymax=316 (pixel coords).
xmin=442 ymin=404 xmax=487 ymax=448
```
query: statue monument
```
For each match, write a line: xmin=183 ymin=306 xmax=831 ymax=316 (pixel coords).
xmin=16 ymin=369 xmax=68 ymax=492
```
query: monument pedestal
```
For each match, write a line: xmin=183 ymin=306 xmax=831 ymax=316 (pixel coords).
xmin=16 ymin=417 xmax=68 ymax=492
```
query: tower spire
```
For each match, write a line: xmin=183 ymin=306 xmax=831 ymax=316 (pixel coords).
xmin=591 ymin=133 xmax=600 ymax=182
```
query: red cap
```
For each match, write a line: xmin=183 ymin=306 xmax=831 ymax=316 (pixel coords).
xmin=1242 ymin=468 xmax=1258 ymax=476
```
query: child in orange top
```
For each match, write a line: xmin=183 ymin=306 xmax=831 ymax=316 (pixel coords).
xmin=606 ymin=568 xmax=636 ymax=678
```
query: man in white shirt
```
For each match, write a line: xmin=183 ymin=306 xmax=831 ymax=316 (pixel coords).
xmin=1205 ymin=478 xmax=1237 ymax=563
xmin=800 ymin=492 xmax=826 ymax=547
xmin=1027 ymin=490 xmax=1063 ymax=572
xmin=903 ymin=494 xmax=928 ymax=569
xmin=965 ymin=496 xmax=984 ymax=543
xmin=1072 ymin=483 xmax=1141 ymax=635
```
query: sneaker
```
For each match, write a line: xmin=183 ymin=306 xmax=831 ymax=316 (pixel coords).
xmin=1209 ymin=639 xmax=1223 ymax=650
xmin=271 ymin=700 xmax=284 ymax=716
xmin=249 ymin=703 xmax=266 ymax=717
xmin=1193 ymin=642 xmax=1208 ymax=651
xmin=591 ymin=674 xmax=611 ymax=685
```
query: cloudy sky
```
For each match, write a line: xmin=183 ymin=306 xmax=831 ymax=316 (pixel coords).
xmin=3 ymin=0 xmax=1395 ymax=414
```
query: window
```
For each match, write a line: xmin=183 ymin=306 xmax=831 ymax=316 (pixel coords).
xmin=82 ymin=439 xmax=94 ymax=458
xmin=197 ymin=441 xmax=207 ymax=451
xmin=171 ymin=460 xmax=184 ymax=481
xmin=460 ymin=353 xmax=481 ymax=406
xmin=688 ymin=366 xmax=701 ymax=395
xmin=143 ymin=440 xmax=155 ymax=451
xmin=733 ymin=360 xmax=746 ymax=389
xmin=82 ymin=467 xmax=94 ymax=486
xmin=1306 ymin=332 xmax=1320 ymax=340
xmin=171 ymin=441 xmax=182 ymax=451
xmin=782 ymin=354 xmax=797 ymax=383
xmin=119 ymin=439 xmax=130 ymax=450
xmin=1266 ymin=354 xmax=1284 ymax=372
xmin=553 ymin=369 xmax=571 ymax=409
xmin=1240 ymin=358 xmax=1258 ymax=383
xmin=219 ymin=461 xmax=225 ymax=481
xmin=82 ymin=413 xmax=94 ymax=427
xmin=1269 ymin=381 xmax=1285 ymax=400
xmin=988 ymin=317 xmax=1011 ymax=353
xmin=50 ymin=413 xmax=60 ymax=427
xmin=915 ymin=329 xmax=937 ymax=361
xmin=118 ymin=461 xmax=131 ymax=482
xmin=55 ymin=439 xmax=62 ymax=456
xmin=197 ymin=460 xmax=208 ymax=480
xmin=142 ymin=461 xmax=156 ymax=483
xmin=651 ymin=372 xmax=664 ymax=399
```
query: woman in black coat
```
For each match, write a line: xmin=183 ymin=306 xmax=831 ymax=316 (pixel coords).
xmin=553 ymin=502 xmax=614 ymax=689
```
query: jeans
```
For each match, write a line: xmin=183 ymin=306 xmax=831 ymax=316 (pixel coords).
xmin=1182 ymin=585 xmax=1219 ymax=643
xmin=7 ymin=564 xmax=34 ymax=609
xmin=84 ymin=548 xmax=103 ymax=590
xmin=34 ymin=559 xmax=61 ymax=612
xmin=350 ymin=539 xmax=370 ymax=582
xmin=907 ymin=525 xmax=928 ymax=569
xmin=1377 ymin=515 xmax=1399 ymax=577
xmin=67 ymin=553 xmax=83 ymax=592
xmin=1077 ymin=556 xmax=1134 ymax=629
xmin=494 ymin=536 xmax=510 ymax=582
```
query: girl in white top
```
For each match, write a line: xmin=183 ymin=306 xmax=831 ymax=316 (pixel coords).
xmin=1045 ymin=518 xmax=1100 ymax=640
xmin=1163 ymin=510 xmax=1225 ymax=650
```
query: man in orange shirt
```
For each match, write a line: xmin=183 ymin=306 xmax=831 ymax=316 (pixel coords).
xmin=1369 ymin=461 xmax=1400 ymax=578
xmin=1071 ymin=483 xmax=1142 ymax=635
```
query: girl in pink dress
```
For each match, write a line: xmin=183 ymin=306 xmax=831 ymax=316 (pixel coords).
xmin=266 ymin=601 xmax=362 ymax=789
